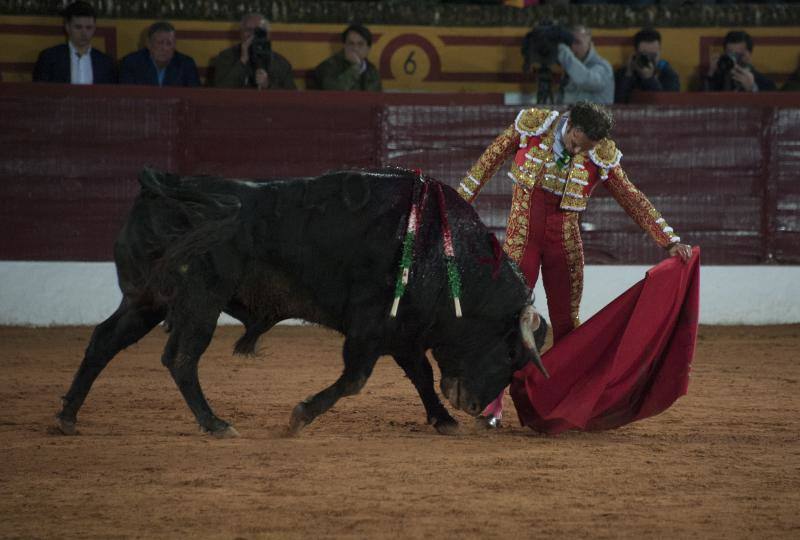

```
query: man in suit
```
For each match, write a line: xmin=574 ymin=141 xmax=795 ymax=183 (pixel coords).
xmin=119 ymin=21 xmax=200 ymax=87
xmin=33 ymin=1 xmax=116 ymax=84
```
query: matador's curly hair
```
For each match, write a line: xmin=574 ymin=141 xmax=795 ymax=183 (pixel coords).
xmin=568 ymin=101 xmax=614 ymax=141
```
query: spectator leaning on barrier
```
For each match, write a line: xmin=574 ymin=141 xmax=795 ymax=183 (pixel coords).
xmin=32 ymin=1 xmax=116 ymax=84
xmin=119 ymin=21 xmax=200 ymax=87
xmin=614 ymin=28 xmax=679 ymax=103
xmin=705 ymin=30 xmax=776 ymax=92
xmin=212 ymin=13 xmax=296 ymax=90
xmin=557 ymin=24 xmax=614 ymax=105
xmin=312 ymin=23 xmax=381 ymax=91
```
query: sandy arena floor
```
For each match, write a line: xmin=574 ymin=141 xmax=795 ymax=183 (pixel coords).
xmin=1 ymin=324 xmax=798 ymax=539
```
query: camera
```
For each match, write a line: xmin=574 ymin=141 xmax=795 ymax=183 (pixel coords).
xmin=634 ymin=52 xmax=655 ymax=70
xmin=248 ymin=27 xmax=272 ymax=72
xmin=716 ymin=52 xmax=746 ymax=91
xmin=521 ymin=21 xmax=574 ymax=71
xmin=716 ymin=52 xmax=743 ymax=74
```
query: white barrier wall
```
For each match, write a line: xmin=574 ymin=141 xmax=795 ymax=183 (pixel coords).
xmin=1 ymin=261 xmax=798 ymax=326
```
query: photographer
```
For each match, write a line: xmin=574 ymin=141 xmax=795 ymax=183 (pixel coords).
xmin=614 ymin=28 xmax=679 ymax=103
xmin=705 ymin=31 xmax=776 ymax=92
xmin=555 ymin=25 xmax=614 ymax=105
xmin=212 ymin=13 xmax=296 ymax=90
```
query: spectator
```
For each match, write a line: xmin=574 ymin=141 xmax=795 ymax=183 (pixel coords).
xmin=119 ymin=21 xmax=200 ymax=87
xmin=32 ymin=1 xmax=116 ymax=84
xmin=705 ymin=30 xmax=776 ymax=92
xmin=312 ymin=23 xmax=381 ymax=91
xmin=557 ymin=24 xmax=614 ymax=104
xmin=212 ymin=13 xmax=296 ymax=90
xmin=614 ymin=28 xmax=680 ymax=103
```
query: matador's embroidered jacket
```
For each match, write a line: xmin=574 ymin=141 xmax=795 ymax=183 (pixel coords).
xmin=457 ymin=108 xmax=681 ymax=263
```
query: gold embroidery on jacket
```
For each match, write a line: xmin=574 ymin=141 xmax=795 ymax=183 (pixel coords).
xmin=562 ymin=213 xmax=584 ymax=329
xmin=588 ymin=138 xmax=622 ymax=169
xmin=502 ymin=185 xmax=531 ymax=263
xmin=604 ymin=166 xmax=680 ymax=248
xmin=458 ymin=124 xmax=518 ymax=202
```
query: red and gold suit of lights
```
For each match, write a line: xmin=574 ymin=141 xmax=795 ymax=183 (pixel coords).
xmin=458 ymin=108 xmax=681 ymax=342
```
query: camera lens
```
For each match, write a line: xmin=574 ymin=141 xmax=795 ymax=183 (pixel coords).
xmin=717 ymin=53 xmax=735 ymax=73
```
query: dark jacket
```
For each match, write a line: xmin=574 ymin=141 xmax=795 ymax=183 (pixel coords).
xmin=312 ymin=51 xmax=382 ymax=91
xmin=33 ymin=43 xmax=117 ymax=84
xmin=119 ymin=48 xmax=200 ymax=87
xmin=705 ymin=64 xmax=776 ymax=92
xmin=781 ymin=68 xmax=800 ymax=91
xmin=614 ymin=59 xmax=680 ymax=103
xmin=212 ymin=44 xmax=296 ymax=89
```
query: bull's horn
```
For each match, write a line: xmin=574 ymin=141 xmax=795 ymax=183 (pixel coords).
xmin=520 ymin=305 xmax=550 ymax=379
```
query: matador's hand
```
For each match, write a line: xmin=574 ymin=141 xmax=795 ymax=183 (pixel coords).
xmin=668 ymin=243 xmax=693 ymax=263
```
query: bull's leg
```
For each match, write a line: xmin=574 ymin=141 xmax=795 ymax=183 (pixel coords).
xmin=222 ymin=300 xmax=277 ymax=356
xmin=161 ymin=309 xmax=238 ymax=438
xmin=393 ymin=352 xmax=458 ymax=435
xmin=288 ymin=336 xmax=380 ymax=435
xmin=56 ymin=300 xmax=164 ymax=435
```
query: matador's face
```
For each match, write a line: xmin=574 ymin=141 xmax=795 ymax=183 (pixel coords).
xmin=564 ymin=125 xmax=599 ymax=155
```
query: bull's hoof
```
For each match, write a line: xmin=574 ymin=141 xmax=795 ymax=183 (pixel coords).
xmin=210 ymin=425 xmax=240 ymax=439
xmin=53 ymin=414 xmax=78 ymax=436
xmin=434 ymin=418 xmax=459 ymax=436
xmin=288 ymin=402 xmax=312 ymax=435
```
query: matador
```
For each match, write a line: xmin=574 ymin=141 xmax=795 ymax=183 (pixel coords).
xmin=457 ymin=102 xmax=692 ymax=426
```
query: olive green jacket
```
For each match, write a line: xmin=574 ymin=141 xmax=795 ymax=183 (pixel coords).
xmin=313 ymin=51 xmax=382 ymax=91
xmin=212 ymin=44 xmax=296 ymax=89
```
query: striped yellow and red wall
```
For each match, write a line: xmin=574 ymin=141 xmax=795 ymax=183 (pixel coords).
xmin=2 ymin=16 xmax=799 ymax=90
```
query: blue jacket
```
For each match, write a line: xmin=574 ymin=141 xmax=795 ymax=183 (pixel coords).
xmin=119 ymin=48 xmax=200 ymax=87
xmin=33 ymin=43 xmax=117 ymax=84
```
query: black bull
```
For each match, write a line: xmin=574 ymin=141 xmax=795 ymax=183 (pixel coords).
xmin=56 ymin=167 xmax=547 ymax=437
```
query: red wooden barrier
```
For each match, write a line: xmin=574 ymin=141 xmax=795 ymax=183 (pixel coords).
xmin=1 ymin=83 xmax=798 ymax=264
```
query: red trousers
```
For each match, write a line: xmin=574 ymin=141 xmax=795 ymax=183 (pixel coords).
xmin=517 ymin=187 xmax=584 ymax=343
xmin=484 ymin=187 xmax=584 ymax=419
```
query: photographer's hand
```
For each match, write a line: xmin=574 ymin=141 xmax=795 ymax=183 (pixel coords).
xmin=708 ymin=53 xmax=722 ymax=77
xmin=625 ymin=54 xmax=636 ymax=77
xmin=708 ymin=53 xmax=720 ymax=77
xmin=240 ymin=36 xmax=254 ymax=65
xmin=636 ymin=61 xmax=655 ymax=80
xmin=255 ymin=68 xmax=269 ymax=90
xmin=732 ymin=65 xmax=756 ymax=92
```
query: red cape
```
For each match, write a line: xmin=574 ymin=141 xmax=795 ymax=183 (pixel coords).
xmin=510 ymin=248 xmax=700 ymax=434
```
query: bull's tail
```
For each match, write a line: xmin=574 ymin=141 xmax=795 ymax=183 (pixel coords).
xmin=137 ymin=167 xmax=242 ymax=298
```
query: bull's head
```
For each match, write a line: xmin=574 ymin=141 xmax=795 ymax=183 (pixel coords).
xmin=435 ymin=305 xmax=549 ymax=416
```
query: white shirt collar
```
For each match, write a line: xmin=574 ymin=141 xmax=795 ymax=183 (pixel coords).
xmin=68 ymin=41 xmax=92 ymax=57
xmin=68 ymin=41 xmax=94 ymax=85
xmin=552 ymin=113 xmax=570 ymax=158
